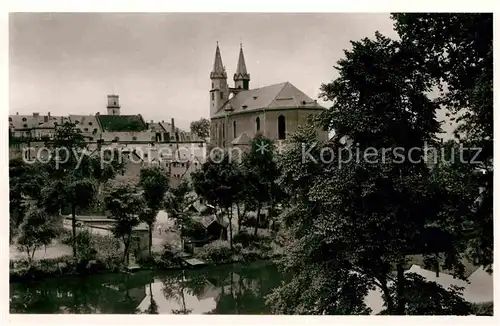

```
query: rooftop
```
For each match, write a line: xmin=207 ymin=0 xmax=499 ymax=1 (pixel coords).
xmin=97 ymin=115 xmax=147 ymax=132
xmin=212 ymin=81 xmax=324 ymax=118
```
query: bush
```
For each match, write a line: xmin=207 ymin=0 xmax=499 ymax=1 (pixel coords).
xmin=196 ymin=240 xmax=232 ymax=264
xmin=10 ymin=255 xmax=76 ymax=281
xmin=11 ymin=230 xmax=125 ymax=281
xmin=233 ymin=230 xmax=272 ymax=251
xmin=472 ymin=302 xmax=493 ymax=316
xmin=138 ymin=242 xmax=182 ymax=269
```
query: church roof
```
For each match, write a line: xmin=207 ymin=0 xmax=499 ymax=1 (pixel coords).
xmin=211 ymin=81 xmax=324 ymax=118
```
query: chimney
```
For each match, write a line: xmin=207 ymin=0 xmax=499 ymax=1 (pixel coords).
xmin=171 ymin=118 xmax=175 ymax=135
xmin=96 ymin=112 xmax=100 ymax=116
xmin=48 ymin=112 xmax=51 ymax=118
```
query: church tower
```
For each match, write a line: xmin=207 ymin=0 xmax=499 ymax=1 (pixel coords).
xmin=233 ymin=43 xmax=250 ymax=90
xmin=107 ymin=94 xmax=120 ymax=115
xmin=210 ymin=42 xmax=229 ymax=117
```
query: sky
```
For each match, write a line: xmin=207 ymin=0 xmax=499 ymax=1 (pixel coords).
xmin=9 ymin=13 xmax=402 ymax=130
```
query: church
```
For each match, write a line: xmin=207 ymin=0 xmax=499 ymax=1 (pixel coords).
xmin=209 ymin=43 xmax=328 ymax=148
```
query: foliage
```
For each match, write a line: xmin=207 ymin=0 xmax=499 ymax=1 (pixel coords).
xmin=269 ymin=31 xmax=473 ymax=315
xmin=138 ymin=166 xmax=169 ymax=255
xmin=191 ymin=153 xmax=243 ymax=247
xmin=471 ymin=302 xmax=493 ymax=316
xmin=384 ymin=273 xmax=472 ymax=315
xmin=9 ymin=158 xmax=51 ymax=240
xmin=392 ymin=13 xmax=493 ymax=270
xmin=233 ymin=230 xmax=272 ymax=249
xmin=196 ymin=240 xmax=232 ymax=264
xmin=190 ymin=118 xmax=210 ymax=139
xmin=240 ymin=134 xmax=285 ymax=235
xmin=16 ymin=205 xmax=61 ymax=263
xmin=104 ymin=182 xmax=145 ymax=264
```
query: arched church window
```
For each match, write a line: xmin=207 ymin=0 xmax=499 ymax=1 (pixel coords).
xmin=212 ymin=82 xmax=214 ymax=88
xmin=278 ymin=115 xmax=286 ymax=140
xmin=233 ymin=121 xmax=236 ymax=138
xmin=256 ymin=117 xmax=260 ymax=132
xmin=212 ymin=92 xmax=214 ymax=101
xmin=222 ymin=123 xmax=225 ymax=138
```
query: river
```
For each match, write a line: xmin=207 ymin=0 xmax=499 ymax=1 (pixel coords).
xmin=10 ymin=261 xmax=282 ymax=314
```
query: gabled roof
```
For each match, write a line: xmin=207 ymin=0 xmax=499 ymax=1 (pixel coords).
xmin=211 ymin=82 xmax=324 ymax=118
xmin=97 ymin=115 xmax=147 ymax=132
xmin=9 ymin=114 xmax=69 ymax=130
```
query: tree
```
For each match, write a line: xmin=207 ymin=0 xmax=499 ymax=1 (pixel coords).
xmin=190 ymin=118 xmax=210 ymax=139
xmin=42 ymin=122 xmax=122 ymax=259
xmin=392 ymin=13 xmax=493 ymax=269
xmin=268 ymin=33 xmax=470 ymax=315
xmin=191 ymin=154 xmax=241 ymax=247
xmin=41 ymin=122 xmax=95 ymax=259
xmin=138 ymin=166 xmax=169 ymax=255
xmin=144 ymin=283 xmax=159 ymax=314
xmin=17 ymin=205 xmax=60 ymax=263
xmin=9 ymin=158 xmax=49 ymax=242
xmin=104 ymin=181 xmax=144 ymax=264
xmin=241 ymin=134 xmax=281 ymax=235
xmin=164 ymin=180 xmax=192 ymax=250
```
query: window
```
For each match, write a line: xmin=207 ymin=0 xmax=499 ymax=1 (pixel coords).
xmin=22 ymin=117 xmax=27 ymax=122
xmin=256 ymin=117 xmax=260 ymax=132
xmin=93 ymin=128 xmax=98 ymax=134
xmin=212 ymin=82 xmax=214 ymax=88
xmin=88 ymin=122 xmax=93 ymax=126
xmin=233 ymin=121 xmax=236 ymax=138
xmin=181 ymin=163 xmax=185 ymax=168
xmin=212 ymin=92 xmax=214 ymax=100
xmin=220 ymin=92 xmax=223 ymax=99
xmin=222 ymin=123 xmax=225 ymax=138
xmin=9 ymin=117 xmax=12 ymax=122
xmin=114 ymin=101 xmax=116 ymax=105
xmin=278 ymin=115 xmax=286 ymax=140
xmin=75 ymin=120 xmax=80 ymax=124
xmin=23 ymin=124 xmax=28 ymax=128
xmin=84 ymin=128 xmax=88 ymax=132
xmin=132 ymin=136 xmax=137 ymax=141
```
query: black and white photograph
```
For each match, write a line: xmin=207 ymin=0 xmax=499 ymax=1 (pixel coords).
xmin=7 ymin=8 xmax=494 ymax=318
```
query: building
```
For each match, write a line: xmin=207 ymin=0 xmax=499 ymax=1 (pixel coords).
xmin=8 ymin=94 xmax=206 ymax=187
xmin=209 ymin=43 xmax=328 ymax=148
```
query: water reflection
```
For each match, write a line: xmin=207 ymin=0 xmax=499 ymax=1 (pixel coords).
xmin=10 ymin=261 xmax=280 ymax=314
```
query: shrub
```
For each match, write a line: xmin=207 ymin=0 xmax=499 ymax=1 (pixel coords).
xmin=233 ymin=230 xmax=272 ymax=251
xmin=196 ymin=240 xmax=232 ymax=264
xmin=240 ymin=247 xmax=264 ymax=262
xmin=472 ymin=302 xmax=493 ymax=316
xmin=10 ymin=255 xmax=76 ymax=281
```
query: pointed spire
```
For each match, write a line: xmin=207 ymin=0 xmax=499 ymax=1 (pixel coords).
xmin=211 ymin=42 xmax=226 ymax=78
xmin=236 ymin=43 xmax=248 ymax=75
